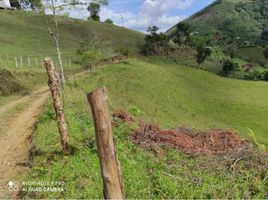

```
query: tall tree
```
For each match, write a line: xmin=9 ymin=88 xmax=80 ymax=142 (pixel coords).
xmin=10 ymin=0 xmax=41 ymax=9
xmin=39 ymin=0 xmax=108 ymax=86
xmin=87 ymin=3 xmax=100 ymax=21
xmin=143 ymin=26 xmax=170 ymax=56
xmin=87 ymin=0 xmax=108 ymax=21
xmin=174 ymin=22 xmax=190 ymax=45
xmin=191 ymin=36 xmax=211 ymax=65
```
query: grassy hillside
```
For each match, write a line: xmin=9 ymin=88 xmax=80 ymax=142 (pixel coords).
xmin=21 ymin=59 xmax=268 ymax=198
xmin=167 ymin=0 xmax=268 ymax=47
xmin=237 ymin=47 xmax=267 ymax=66
xmin=70 ymin=59 xmax=268 ymax=143
xmin=0 ymin=10 xmax=144 ymax=101
xmin=0 ymin=10 xmax=144 ymax=69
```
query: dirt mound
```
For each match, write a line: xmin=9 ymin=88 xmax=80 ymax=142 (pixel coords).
xmin=133 ymin=122 xmax=251 ymax=157
xmin=0 ymin=69 xmax=24 ymax=96
xmin=112 ymin=110 xmax=135 ymax=123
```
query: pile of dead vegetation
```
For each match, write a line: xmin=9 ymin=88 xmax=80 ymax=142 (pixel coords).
xmin=112 ymin=109 xmax=135 ymax=123
xmin=112 ymin=110 xmax=257 ymax=157
xmin=133 ymin=122 xmax=252 ymax=157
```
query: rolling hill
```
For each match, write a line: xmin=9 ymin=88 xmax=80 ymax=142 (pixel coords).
xmin=1 ymin=8 xmax=268 ymax=199
xmin=167 ymin=0 xmax=268 ymax=47
xmin=0 ymin=10 xmax=144 ymax=100
xmin=0 ymin=10 xmax=144 ymax=67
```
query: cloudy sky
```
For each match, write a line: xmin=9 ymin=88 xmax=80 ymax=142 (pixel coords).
xmin=69 ymin=0 xmax=215 ymax=32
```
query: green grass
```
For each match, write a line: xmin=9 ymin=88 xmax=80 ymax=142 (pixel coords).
xmin=21 ymin=59 xmax=268 ymax=199
xmin=0 ymin=10 xmax=144 ymax=70
xmin=0 ymin=10 xmax=144 ymax=105
xmin=68 ymin=58 xmax=268 ymax=144
xmin=167 ymin=0 xmax=268 ymax=47
xmin=237 ymin=47 xmax=267 ymax=66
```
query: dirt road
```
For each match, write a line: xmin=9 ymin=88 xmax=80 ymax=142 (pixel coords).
xmin=0 ymin=59 xmax=127 ymax=199
xmin=0 ymin=86 xmax=49 ymax=199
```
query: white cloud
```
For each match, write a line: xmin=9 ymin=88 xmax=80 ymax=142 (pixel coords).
xmin=101 ymin=0 xmax=193 ymax=32
xmin=67 ymin=0 xmax=194 ymax=32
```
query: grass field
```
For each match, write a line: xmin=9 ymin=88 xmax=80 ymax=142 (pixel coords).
xmin=21 ymin=59 xmax=268 ymax=199
xmin=237 ymin=47 xmax=266 ymax=66
xmin=0 ymin=10 xmax=144 ymax=70
xmin=0 ymin=10 xmax=144 ymax=101
xmin=70 ymin=58 xmax=268 ymax=144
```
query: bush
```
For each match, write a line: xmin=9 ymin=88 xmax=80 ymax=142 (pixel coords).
xmin=196 ymin=46 xmax=211 ymax=65
xmin=81 ymin=50 xmax=101 ymax=71
xmin=143 ymin=26 xmax=171 ymax=56
xmin=220 ymin=59 xmax=239 ymax=77
xmin=263 ymin=71 xmax=268 ymax=81
xmin=104 ymin=19 xmax=113 ymax=24
xmin=115 ymin=46 xmax=130 ymax=56
xmin=245 ymin=70 xmax=263 ymax=81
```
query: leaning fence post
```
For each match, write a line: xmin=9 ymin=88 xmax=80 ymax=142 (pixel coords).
xmin=43 ymin=57 xmax=70 ymax=155
xmin=87 ymin=87 xmax=124 ymax=200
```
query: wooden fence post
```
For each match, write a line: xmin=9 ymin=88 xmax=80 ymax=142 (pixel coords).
xmin=28 ymin=57 xmax=31 ymax=67
xmin=43 ymin=57 xmax=70 ymax=155
xmin=15 ymin=57 xmax=19 ymax=68
xmin=87 ymin=87 xmax=124 ymax=200
xmin=41 ymin=58 xmax=43 ymax=68
xmin=35 ymin=58 xmax=38 ymax=68
xmin=20 ymin=56 xmax=23 ymax=67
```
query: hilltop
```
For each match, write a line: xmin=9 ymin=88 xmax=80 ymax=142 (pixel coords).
xmin=0 ymin=10 xmax=144 ymax=64
xmin=167 ymin=0 xmax=268 ymax=47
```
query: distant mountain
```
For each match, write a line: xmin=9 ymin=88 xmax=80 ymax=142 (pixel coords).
xmin=167 ymin=0 xmax=268 ymax=46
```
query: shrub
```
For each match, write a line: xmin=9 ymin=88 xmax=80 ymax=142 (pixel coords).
xmin=143 ymin=26 xmax=171 ymax=56
xmin=245 ymin=70 xmax=263 ymax=81
xmin=104 ymin=19 xmax=113 ymax=24
xmin=263 ymin=71 xmax=268 ymax=81
xmin=174 ymin=22 xmax=190 ymax=45
xmin=196 ymin=46 xmax=211 ymax=65
xmin=115 ymin=46 xmax=130 ymax=56
xmin=224 ymin=45 xmax=238 ymax=59
xmin=81 ymin=50 xmax=101 ymax=71
xmin=220 ymin=59 xmax=239 ymax=77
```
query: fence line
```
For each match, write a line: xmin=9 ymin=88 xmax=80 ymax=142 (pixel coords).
xmin=0 ymin=54 xmax=76 ymax=69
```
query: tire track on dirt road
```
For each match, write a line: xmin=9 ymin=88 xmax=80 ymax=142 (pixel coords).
xmin=0 ymin=86 xmax=49 ymax=199
xmin=0 ymin=86 xmax=49 ymax=115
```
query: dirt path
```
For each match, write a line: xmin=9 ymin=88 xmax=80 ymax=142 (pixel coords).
xmin=0 ymin=86 xmax=49 ymax=115
xmin=0 ymin=86 xmax=49 ymax=199
xmin=0 ymin=59 xmax=127 ymax=199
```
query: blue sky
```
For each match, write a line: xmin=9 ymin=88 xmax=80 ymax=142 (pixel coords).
xmin=70 ymin=0 xmax=215 ymax=32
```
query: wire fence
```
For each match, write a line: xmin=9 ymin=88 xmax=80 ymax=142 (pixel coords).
xmin=0 ymin=54 xmax=78 ymax=70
